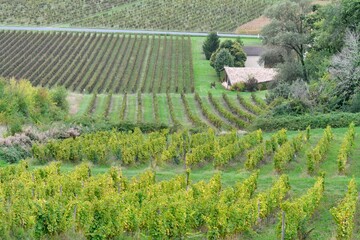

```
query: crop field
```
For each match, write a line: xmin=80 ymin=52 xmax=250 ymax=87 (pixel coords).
xmin=71 ymin=0 xmax=282 ymax=32
xmin=0 ymin=31 xmax=194 ymax=93
xmin=72 ymin=92 xmax=267 ymax=131
xmin=1 ymin=0 xmax=281 ymax=32
xmin=1 ymin=125 xmax=360 ymax=239
xmin=0 ymin=0 xmax=135 ymax=26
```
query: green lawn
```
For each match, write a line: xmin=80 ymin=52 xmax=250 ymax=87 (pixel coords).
xmin=109 ymin=95 xmax=122 ymax=123
xmin=191 ymin=36 xmax=262 ymax=96
xmin=92 ymin=94 xmax=107 ymax=118
xmin=75 ymin=94 xmax=93 ymax=116
xmin=124 ymin=94 xmax=137 ymax=122
xmin=142 ymin=94 xmax=155 ymax=123
xmin=157 ymin=94 xmax=172 ymax=125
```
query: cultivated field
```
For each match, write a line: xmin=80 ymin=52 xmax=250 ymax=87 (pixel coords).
xmin=1 ymin=0 xmax=282 ymax=32
xmin=0 ymin=31 xmax=194 ymax=93
xmin=1 ymin=125 xmax=359 ymax=239
xmin=72 ymin=92 xmax=266 ymax=131
xmin=0 ymin=0 xmax=134 ymax=26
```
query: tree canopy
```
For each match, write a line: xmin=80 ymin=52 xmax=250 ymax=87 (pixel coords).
xmin=210 ymin=40 xmax=247 ymax=69
xmin=261 ymin=0 xmax=312 ymax=82
xmin=202 ymin=32 xmax=220 ymax=60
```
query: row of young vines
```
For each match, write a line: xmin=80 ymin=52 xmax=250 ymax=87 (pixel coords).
xmin=0 ymin=31 xmax=194 ymax=94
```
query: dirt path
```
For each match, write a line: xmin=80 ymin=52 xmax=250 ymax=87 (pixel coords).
xmin=236 ymin=16 xmax=270 ymax=34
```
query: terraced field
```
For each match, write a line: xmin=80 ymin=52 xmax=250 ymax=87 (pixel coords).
xmin=72 ymin=92 xmax=267 ymax=131
xmin=0 ymin=31 xmax=194 ymax=93
xmin=1 ymin=0 xmax=281 ymax=32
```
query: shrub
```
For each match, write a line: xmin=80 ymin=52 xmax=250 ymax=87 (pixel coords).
xmin=244 ymin=75 xmax=258 ymax=92
xmin=0 ymin=146 xmax=30 ymax=164
xmin=230 ymin=82 xmax=245 ymax=91
xmin=258 ymin=83 xmax=267 ymax=91
xmin=51 ymin=86 xmax=69 ymax=112
xmin=349 ymin=91 xmax=360 ymax=113
xmin=251 ymin=112 xmax=360 ymax=131
xmin=271 ymin=99 xmax=310 ymax=116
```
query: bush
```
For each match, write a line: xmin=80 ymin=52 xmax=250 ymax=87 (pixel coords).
xmin=51 ymin=86 xmax=69 ymax=112
xmin=271 ymin=99 xmax=310 ymax=116
xmin=244 ymin=75 xmax=258 ymax=92
xmin=349 ymin=92 xmax=360 ymax=113
xmin=8 ymin=120 xmax=23 ymax=136
xmin=258 ymin=83 xmax=267 ymax=91
xmin=230 ymin=82 xmax=245 ymax=91
xmin=251 ymin=112 xmax=360 ymax=131
xmin=0 ymin=146 xmax=30 ymax=164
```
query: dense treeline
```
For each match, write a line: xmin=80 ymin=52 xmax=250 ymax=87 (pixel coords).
xmin=262 ymin=0 xmax=360 ymax=117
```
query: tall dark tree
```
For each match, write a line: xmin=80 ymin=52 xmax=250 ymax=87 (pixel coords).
xmin=261 ymin=0 xmax=312 ymax=82
xmin=202 ymin=32 xmax=220 ymax=60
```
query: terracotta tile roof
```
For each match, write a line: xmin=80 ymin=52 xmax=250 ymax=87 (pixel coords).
xmin=224 ymin=67 xmax=277 ymax=85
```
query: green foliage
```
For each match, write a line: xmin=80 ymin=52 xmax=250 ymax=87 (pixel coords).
xmin=195 ymin=93 xmax=232 ymax=130
xmin=208 ymin=92 xmax=247 ymax=129
xmin=337 ymin=122 xmax=355 ymax=174
xmin=212 ymin=49 xmax=234 ymax=77
xmin=0 ymin=145 xmax=30 ymax=164
xmin=262 ymin=0 xmax=312 ymax=82
xmin=349 ymin=92 xmax=360 ymax=113
xmin=202 ymin=32 xmax=220 ymax=60
xmin=0 ymin=162 xmax=292 ymax=239
xmin=330 ymin=178 xmax=358 ymax=240
xmin=244 ymin=76 xmax=258 ymax=92
xmin=274 ymin=132 xmax=304 ymax=173
xmin=252 ymin=112 xmax=360 ymax=131
xmin=245 ymin=129 xmax=288 ymax=171
xmin=66 ymin=0 xmax=282 ymax=32
xmin=237 ymin=94 xmax=264 ymax=115
xmin=50 ymin=86 xmax=69 ymax=112
xmin=251 ymin=93 xmax=268 ymax=110
xmin=210 ymin=40 xmax=247 ymax=70
xmin=230 ymin=82 xmax=245 ymax=92
xmin=0 ymin=32 xmax=194 ymax=94
xmin=329 ymin=31 xmax=360 ymax=109
xmin=0 ymin=78 xmax=68 ymax=129
xmin=307 ymin=126 xmax=333 ymax=174
xmin=278 ymin=176 xmax=325 ymax=240
xmin=271 ymin=99 xmax=310 ymax=116
xmin=222 ymin=93 xmax=255 ymax=122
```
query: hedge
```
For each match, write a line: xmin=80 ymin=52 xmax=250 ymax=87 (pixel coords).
xmin=251 ymin=112 xmax=360 ymax=131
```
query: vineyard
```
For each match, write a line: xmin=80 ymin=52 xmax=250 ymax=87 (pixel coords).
xmin=72 ymin=92 xmax=267 ymax=131
xmin=1 ymin=0 xmax=281 ymax=32
xmin=1 ymin=125 xmax=360 ymax=239
xmin=0 ymin=0 xmax=134 ymax=26
xmin=0 ymin=31 xmax=194 ymax=94
xmin=71 ymin=0 xmax=282 ymax=32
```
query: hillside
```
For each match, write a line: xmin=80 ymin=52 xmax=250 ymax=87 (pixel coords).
xmin=0 ymin=0 xmax=282 ymax=32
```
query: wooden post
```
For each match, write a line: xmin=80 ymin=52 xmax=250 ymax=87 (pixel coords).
xmin=257 ymin=199 xmax=261 ymax=224
xmin=281 ymin=211 xmax=286 ymax=240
